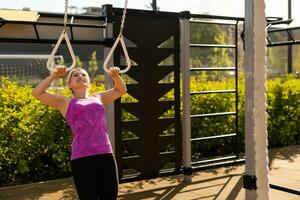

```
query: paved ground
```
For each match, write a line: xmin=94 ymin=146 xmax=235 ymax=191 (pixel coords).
xmin=0 ymin=146 xmax=299 ymax=200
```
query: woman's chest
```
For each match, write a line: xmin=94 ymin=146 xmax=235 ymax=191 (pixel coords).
xmin=68 ymin=98 xmax=106 ymax=124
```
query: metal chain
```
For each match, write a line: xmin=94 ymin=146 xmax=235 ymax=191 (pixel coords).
xmin=119 ymin=0 xmax=128 ymax=35
xmin=63 ymin=0 xmax=69 ymax=31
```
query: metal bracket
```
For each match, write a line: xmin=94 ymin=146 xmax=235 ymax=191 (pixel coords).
xmin=182 ymin=167 xmax=193 ymax=176
xmin=243 ymin=174 xmax=257 ymax=190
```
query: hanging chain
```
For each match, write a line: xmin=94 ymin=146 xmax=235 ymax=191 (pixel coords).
xmin=103 ymin=0 xmax=131 ymax=73
xmin=63 ymin=0 xmax=69 ymax=31
xmin=119 ymin=0 xmax=128 ymax=36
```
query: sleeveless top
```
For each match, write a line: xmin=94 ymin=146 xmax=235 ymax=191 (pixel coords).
xmin=65 ymin=96 xmax=113 ymax=160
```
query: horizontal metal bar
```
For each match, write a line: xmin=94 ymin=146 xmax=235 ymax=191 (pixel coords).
xmin=267 ymin=19 xmax=293 ymax=26
xmin=266 ymin=17 xmax=283 ymax=22
xmin=0 ymin=38 xmax=110 ymax=45
xmin=190 ymin=14 xmax=244 ymax=21
xmin=192 ymin=158 xmax=245 ymax=171
xmin=190 ymin=20 xmax=237 ymax=26
xmin=39 ymin=12 xmax=106 ymax=20
xmin=192 ymin=155 xmax=238 ymax=165
xmin=122 ymin=138 xmax=139 ymax=142
xmin=191 ymin=133 xmax=237 ymax=141
xmin=267 ymin=26 xmax=300 ymax=33
xmin=0 ymin=19 xmax=106 ymax=29
xmin=270 ymin=184 xmax=300 ymax=195
xmin=0 ymin=54 xmax=50 ymax=59
xmin=159 ymin=168 xmax=176 ymax=174
xmin=114 ymin=7 xmax=180 ymax=18
xmin=122 ymin=155 xmax=140 ymax=160
xmin=267 ymin=40 xmax=300 ymax=47
xmin=190 ymin=67 xmax=236 ymax=71
xmin=191 ymin=111 xmax=236 ymax=118
xmin=119 ymin=173 xmax=142 ymax=183
xmin=191 ymin=90 xmax=236 ymax=95
xmin=159 ymin=151 xmax=175 ymax=155
xmin=158 ymin=134 xmax=175 ymax=139
xmin=190 ymin=44 xmax=236 ymax=48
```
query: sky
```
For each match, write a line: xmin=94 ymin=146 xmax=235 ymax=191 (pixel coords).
xmin=1 ymin=0 xmax=300 ymax=25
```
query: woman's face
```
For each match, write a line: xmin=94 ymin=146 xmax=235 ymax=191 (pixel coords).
xmin=68 ymin=69 xmax=90 ymax=90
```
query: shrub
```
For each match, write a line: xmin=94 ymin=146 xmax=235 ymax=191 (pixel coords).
xmin=267 ymin=77 xmax=300 ymax=147
xmin=189 ymin=75 xmax=300 ymax=160
xmin=0 ymin=77 xmax=104 ymax=186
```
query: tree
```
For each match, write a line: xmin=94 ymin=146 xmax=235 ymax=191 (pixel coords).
xmin=190 ymin=23 xmax=232 ymax=67
xmin=75 ymin=55 xmax=83 ymax=68
xmin=88 ymin=51 xmax=98 ymax=78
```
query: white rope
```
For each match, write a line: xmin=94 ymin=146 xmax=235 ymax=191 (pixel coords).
xmin=103 ymin=0 xmax=131 ymax=74
xmin=46 ymin=0 xmax=76 ymax=72
xmin=253 ymin=0 xmax=270 ymax=199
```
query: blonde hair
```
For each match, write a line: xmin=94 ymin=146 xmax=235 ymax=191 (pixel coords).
xmin=66 ymin=68 xmax=90 ymax=93
xmin=66 ymin=68 xmax=90 ymax=84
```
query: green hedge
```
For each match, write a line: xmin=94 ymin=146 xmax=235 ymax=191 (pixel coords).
xmin=189 ymin=75 xmax=300 ymax=160
xmin=190 ymin=76 xmax=239 ymax=159
xmin=267 ymin=77 xmax=300 ymax=147
xmin=0 ymin=77 xmax=104 ymax=187
xmin=0 ymin=76 xmax=299 ymax=186
xmin=0 ymin=77 xmax=72 ymax=187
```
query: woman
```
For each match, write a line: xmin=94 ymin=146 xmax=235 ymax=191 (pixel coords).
xmin=32 ymin=65 xmax=126 ymax=200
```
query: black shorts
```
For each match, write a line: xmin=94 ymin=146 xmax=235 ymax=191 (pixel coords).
xmin=71 ymin=153 xmax=119 ymax=200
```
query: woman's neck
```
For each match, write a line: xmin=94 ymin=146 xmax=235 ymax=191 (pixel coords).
xmin=73 ymin=90 xmax=89 ymax=99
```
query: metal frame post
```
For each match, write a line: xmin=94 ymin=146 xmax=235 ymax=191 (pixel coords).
xmin=152 ymin=0 xmax=157 ymax=11
xmin=288 ymin=0 xmax=293 ymax=73
xmin=244 ymin=0 xmax=257 ymax=199
xmin=234 ymin=21 xmax=240 ymax=159
xmin=180 ymin=11 xmax=192 ymax=183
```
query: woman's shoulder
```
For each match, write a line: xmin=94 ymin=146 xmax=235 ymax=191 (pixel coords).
xmin=58 ymin=96 xmax=72 ymax=119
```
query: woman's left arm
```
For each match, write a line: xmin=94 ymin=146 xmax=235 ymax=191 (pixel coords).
xmin=98 ymin=67 xmax=127 ymax=105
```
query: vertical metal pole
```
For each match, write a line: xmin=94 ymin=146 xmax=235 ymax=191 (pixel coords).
xmin=288 ymin=0 xmax=293 ymax=73
xmin=180 ymin=11 xmax=192 ymax=183
xmin=152 ymin=0 xmax=157 ymax=11
xmin=234 ymin=21 xmax=239 ymax=159
xmin=102 ymin=5 xmax=116 ymax=153
xmin=244 ymin=0 xmax=257 ymax=199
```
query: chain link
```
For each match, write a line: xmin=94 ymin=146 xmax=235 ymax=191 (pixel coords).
xmin=119 ymin=0 xmax=128 ymax=35
xmin=63 ymin=0 xmax=69 ymax=31
xmin=103 ymin=0 xmax=131 ymax=73
xmin=63 ymin=0 xmax=127 ymax=35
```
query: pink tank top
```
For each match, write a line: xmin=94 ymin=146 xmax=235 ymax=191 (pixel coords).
xmin=65 ymin=96 xmax=113 ymax=160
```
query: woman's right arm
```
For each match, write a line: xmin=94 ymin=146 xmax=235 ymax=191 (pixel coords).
xmin=32 ymin=67 xmax=69 ymax=112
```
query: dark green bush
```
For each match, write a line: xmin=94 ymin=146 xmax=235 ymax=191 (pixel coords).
xmin=267 ymin=77 xmax=300 ymax=147
xmin=189 ymin=76 xmax=238 ymax=160
xmin=0 ymin=77 xmax=72 ymax=186
xmin=0 ymin=77 xmax=104 ymax=187
xmin=189 ymin=75 xmax=300 ymax=161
